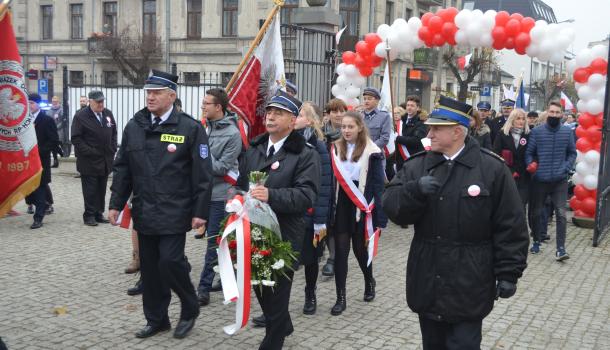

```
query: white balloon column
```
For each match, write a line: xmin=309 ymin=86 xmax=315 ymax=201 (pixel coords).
xmin=331 ymin=7 xmax=576 ymax=108
xmin=568 ymin=44 xmax=608 ymax=219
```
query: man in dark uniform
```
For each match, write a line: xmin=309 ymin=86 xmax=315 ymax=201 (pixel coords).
xmin=26 ymin=93 xmax=59 ymax=229
xmin=476 ymin=101 xmax=493 ymax=130
xmin=383 ymin=96 xmax=529 ymax=349
xmin=108 ymin=70 xmax=212 ymax=339
xmin=238 ymin=93 xmax=320 ymax=350
xmin=395 ymin=95 xmax=428 ymax=172
xmin=71 ymin=91 xmax=117 ymax=226
xmin=489 ymin=98 xmax=514 ymax=144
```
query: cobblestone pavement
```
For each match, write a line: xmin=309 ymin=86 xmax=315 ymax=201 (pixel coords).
xmin=1 ymin=161 xmax=609 ymax=350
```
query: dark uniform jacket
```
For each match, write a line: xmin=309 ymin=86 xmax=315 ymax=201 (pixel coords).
xmin=237 ymin=131 xmax=320 ymax=255
xmin=382 ymin=138 xmax=529 ymax=322
xmin=493 ymin=132 xmax=531 ymax=186
xmin=33 ymin=110 xmax=59 ymax=185
xmin=71 ymin=106 xmax=118 ymax=176
xmin=489 ymin=116 xmax=508 ymax=145
xmin=395 ymin=112 xmax=428 ymax=171
xmin=109 ymin=107 xmax=212 ymax=235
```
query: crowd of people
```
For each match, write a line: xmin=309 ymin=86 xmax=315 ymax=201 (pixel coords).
xmin=20 ymin=68 xmax=581 ymax=349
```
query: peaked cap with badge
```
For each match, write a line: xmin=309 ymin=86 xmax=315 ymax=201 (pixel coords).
xmin=425 ymin=96 xmax=473 ymax=128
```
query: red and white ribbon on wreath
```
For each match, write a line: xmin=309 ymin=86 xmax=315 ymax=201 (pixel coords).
xmin=217 ymin=194 xmax=251 ymax=335
xmin=330 ymin=145 xmax=380 ymax=266
xmin=396 ymin=121 xmax=411 ymax=161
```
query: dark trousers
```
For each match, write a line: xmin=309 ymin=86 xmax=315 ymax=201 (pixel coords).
xmin=80 ymin=175 xmax=108 ymax=220
xmin=419 ymin=315 xmax=482 ymax=350
xmin=530 ymin=179 xmax=568 ymax=250
xmin=198 ymin=201 xmax=226 ymax=293
xmin=25 ymin=184 xmax=53 ymax=206
xmin=334 ymin=229 xmax=373 ymax=292
xmin=27 ymin=184 xmax=47 ymax=222
xmin=254 ymin=270 xmax=294 ymax=350
xmin=138 ymin=233 xmax=198 ymax=327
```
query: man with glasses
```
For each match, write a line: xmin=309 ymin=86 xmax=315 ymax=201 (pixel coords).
xmin=71 ymin=91 xmax=118 ymax=226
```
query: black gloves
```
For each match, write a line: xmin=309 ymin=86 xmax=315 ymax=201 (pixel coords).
xmin=417 ymin=176 xmax=441 ymax=196
xmin=495 ymin=280 xmax=517 ymax=299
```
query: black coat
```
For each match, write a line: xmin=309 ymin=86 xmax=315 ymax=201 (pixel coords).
xmin=33 ymin=110 xmax=59 ymax=185
xmin=489 ymin=116 xmax=508 ymax=145
xmin=493 ymin=132 xmax=531 ymax=186
xmin=237 ymin=131 xmax=320 ymax=255
xmin=395 ymin=113 xmax=428 ymax=171
xmin=71 ymin=106 xmax=118 ymax=176
xmin=109 ymin=107 xmax=212 ymax=235
xmin=383 ymin=138 xmax=529 ymax=322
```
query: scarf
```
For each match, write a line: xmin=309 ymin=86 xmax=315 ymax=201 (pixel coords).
xmin=510 ymin=127 xmax=523 ymax=148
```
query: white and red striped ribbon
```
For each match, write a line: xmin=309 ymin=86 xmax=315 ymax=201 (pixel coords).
xmin=396 ymin=121 xmax=411 ymax=161
xmin=330 ymin=145 xmax=379 ymax=266
xmin=223 ymin=169 xmax=239 ymax=186
xmin=217 ymin=195 xmax=251 ymax=335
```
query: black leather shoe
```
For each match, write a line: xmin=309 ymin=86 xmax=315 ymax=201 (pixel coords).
xmin=303 ymin=287 xmax=317 ymax=315
xmin=84 ymin=218 xmax=98 ymax=226
xmin=173 ymin=309 xmax=199 ymax=339
xmin=30 ymin=220 xmax=43 ymax=229
xmin=364 ymin=278 xmax=376 ymax=302
xmin=210 ymin=279 xmax=222 ymax=292
xmin=321 ymin=259 xmax=334 ymax=277
xmin=127 ymin=279 xmax=143 ymax=296
xmin=198 ymin=291 xmax=210 ymax=306
xmin=135 ymin=323 xmax=171 ymax=338
xmin=331 ymin=290 xmax=346 ymax=316
xmin=252 ymin=314 xmax=266 ymax=327
xmin=95 ymin=217 xmax=110 ymax=223
xmin=541 ymin=234 xmax=551 ymax=242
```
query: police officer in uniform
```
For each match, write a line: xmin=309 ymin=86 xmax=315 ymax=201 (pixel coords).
xmin=489 ymin=98 xmax=514 ymax=144
xmin=383 ymin=96 xmax=529 ymax=349
xmin=476 ymin=101 xmax=493 ymax=130
xmin=108 ymin=70 xmax=212 ymax=339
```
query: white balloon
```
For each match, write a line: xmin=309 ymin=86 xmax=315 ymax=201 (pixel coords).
xmin=407 ymin=17 xmax=422 ymax=31
xmin=572 ymin=172 xmax=584 ymax=185
xmin=481 ymin=15 xmax=495 ymax=30
xmin=346 ymin=97 xmax=360 ymax=107
xmin=578 ymin=85 xmax=593 ymax=101
xmin=550 ymin=52 xmax=564 ymax=65
xmin=336 ymin=94 xmax=347 ymax=103
xmin=584 ymin=174 xmax=598 ymax=190
xmin=455 ymin=9 xmax=472 ymax=29
xmin=375 ymin=42 xmax=387 ymax=58
xmin=344 ymin=64 xmax=359 ymax=77
xmin=576 ymin=48 xmax=594 ymax=68
xmin=576 ymin=162 xmax=592 ymax=177
xmin=377 ymin=24 xmax=391 ymax=41
xmin=560 ymin=27 xmax=575 ymax=43
xmin=588 ymin=74 xmax=606 ymax=90
xmin=577 ymin=100 xmax=588 ymax=113
xmin=585 ymin=150 xmax=601 ymax=166
xmin=336 ymin=63 xmax=346 ymax=76
xmin=480 ymin=33 xmax=493 ymax=47
xmin=387 ymin=31 xmax=405 ymax=52
xmin=529 ymin=26 xmax=545 ymax=43
xmin=410 ymin=35 xmax=424 ymax=49
xmin=526 ymin=44 xmax=539 ymax=58
xmin=353 ymin=75 xmax=366 ymax=87
xmin=566 ymin=59 xmax=577 ymax=74
xmin=591 ymin=44 xmax=609 ymax=60
xmin=576 ymin=150 xmax=584 ymax=163
xmin=393 ymin=28 xmax=411 ymax=52
xmin=546 ymin=23 xmax=560 ymax=37
xmin=345 ymin=85 xmax=361 ymax=98
xmin=336 ymin=75 xmax=348 ymax=87
xmin=537 ymin=51 xmax=550 ymax=63
xmin=388 ymin=48 xmax=399 ymax=61
xmin=455 ymin=30 xmax=468 ymax=46
xmin=484 ymin=10 xmax=497 ymax=18
xmin=595 ymin=87 xmax=606 ymax=102
xmin=392 ymin=18 xmax=408 ymax=30
xmin=588 ymin=99 xmax=604 ymax=115
xmin=331 ymin=84 xmax=341 ymax=97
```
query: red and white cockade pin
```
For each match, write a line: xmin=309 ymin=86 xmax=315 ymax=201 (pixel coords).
xmin=519 ymin=138 xmax=527 ymax=146
xmin=271 ymin=161 xmax=280 ymax=170
xmin=167 ymin=143 xmax=177 ymax=153
xmin=467 ymin=184 xmax=481 ymax=197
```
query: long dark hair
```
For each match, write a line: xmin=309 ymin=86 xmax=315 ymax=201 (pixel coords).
xmin=335 ymin=111 xmax=370 ymax=162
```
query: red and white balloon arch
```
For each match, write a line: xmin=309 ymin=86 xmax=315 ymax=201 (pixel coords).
xmin=332 ymin=6 xmax=608 ymax=219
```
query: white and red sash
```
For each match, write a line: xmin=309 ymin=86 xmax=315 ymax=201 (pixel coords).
xmin=223 ymin=169 xmax=239 ymax=186
xmin=330 ymin=145 xmax=380 ymax=266
xmin=116 ymin=203 xmax=132 ymax=229
xmin=217 ymin=195 xmax=252 ymax=335
xmin=396 ymin=120 xmax=411 ymax=161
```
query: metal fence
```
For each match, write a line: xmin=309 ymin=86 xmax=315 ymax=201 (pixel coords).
xmin=593 ymin=44 xmax=610 ymax=247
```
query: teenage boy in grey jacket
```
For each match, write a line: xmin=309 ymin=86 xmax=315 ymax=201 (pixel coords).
xmin=196 ymin=88 xmax=242 ymax=305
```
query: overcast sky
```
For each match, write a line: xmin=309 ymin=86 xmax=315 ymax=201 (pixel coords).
xmin=543 ymin=0 xmax=610 ymax=54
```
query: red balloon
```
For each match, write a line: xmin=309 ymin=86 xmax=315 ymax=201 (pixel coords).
xmin=421 ymin=12 xmax=434 ymax=26
xmin=515 ymin=32 xmax=531 ymax=49
xmin=429 ymin=16 xmax=443 ymax=33
xmin=441 ymin=7 xmax=459 ymax=22
xmin=589 ymin=58 xmax=608 ymax=75
xmin=587 ymin=126 xmax=602 ymax=143
xmin=569 ymin=196 xmax=581 ymax=211
xmin=369 ymin=55 xmax=383 ymax=68
xmin=418 ymin=26 xmax=432 ymax=43
xmin=354 ymin=53 xmax=367 ymax=69
xmin=521 ymin=17 xmax=536 ymax=32
xmin=574 ymin=209 xmax=589 ymax=218
xmin=591 ymin=189 xmax=598 ymax=199
xmin=515 ymin=46 xmax=527 ymax=55
xmin=492 ymin=40 xmax=505 ymax=50
xmin=575 ymin=125 xmax=587 ymax=138
xmin=594 ymin=114 xmax=604 ymax=127
xmin=441 ymin=22 xmax=457 ymax=40
xmin=578 ymin=113 xmax=595 ymax=128
xmin=509 ymin=13 xmax=524 ymax=22
xmin=496 ymin=11 xmax=510 ymax=27
xmin=574 ymin=185 xmax=591 ymax=200
xmin=505 ymin=19 xmax=521 ymax=36
xmin=432 ymin=33 xmax=446 ymax=47
xmin=505 ymin=37 xmax=515 ymax=50
xmin=355 ymin=40 xmax=372 ymax=56
xmin=358 ymin=66 xmax=373 ymax=77
xmin=492 ymin=26 xmax=507 ymax=43
xmin=573 ymin=67 xmax=591 ymax=84
xmin=342 ymin=51 xmax=356 ymax=65
xmin=364 ymin=33 xmax=382 ymax=47
xmin=582 ymin=197 xmax=596 ymax=215
xmin=576 ymin=137 xmax=593 ymax=152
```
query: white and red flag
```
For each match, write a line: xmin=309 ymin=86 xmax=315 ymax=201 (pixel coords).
xmin=379 ymin=63 xmax=396 ymax=157
xmin=0 ymin=10 xmax=42 ymax=216
xmin=228 ymin=14 xmax=285 ymax=140
xmin=116 ymin=203 xmax=132 ymax=229
xmin=560 ymin=91 xmax=574 ymax=111
xmin=457 ymin=53 xmax=472 ymax=70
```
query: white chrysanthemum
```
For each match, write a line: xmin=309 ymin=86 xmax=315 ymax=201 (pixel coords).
xmin=271 ymin=259 xmax=285 ymax=270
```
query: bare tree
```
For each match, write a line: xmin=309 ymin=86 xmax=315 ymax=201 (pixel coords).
xmin=91 ymin=26 xmax=163 ymax=86
xmin=531 ymin=74 xmax=572 ymax=106
xmin=443 ymin=47 xmax=497 ymax=102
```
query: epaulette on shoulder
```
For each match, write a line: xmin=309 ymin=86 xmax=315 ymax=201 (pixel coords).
xmin=481 ymin=148 xmax=504 ymax=163
xmin=406 ymin=150 xmax=427 ymax=161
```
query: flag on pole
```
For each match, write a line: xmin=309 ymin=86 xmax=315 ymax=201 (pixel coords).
xmin=0 ymin=10 xmax=43 ymax=217
xmin=228 ymin=14 xmax=285 ymax=140
xmin=379 ymin=64 xmax=396 ymax=156
xmin=503 ymin=84 xmax=515 ymax=100
xmin=457 ymin=53 xmax=472 ymax=70
xmin=335 ymin=26 xmax=347 ymax=46
xmin=560 ymin=91 xmax=574 ymax=111
xmin=515 ymin=79 xmax=526 ymax=109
